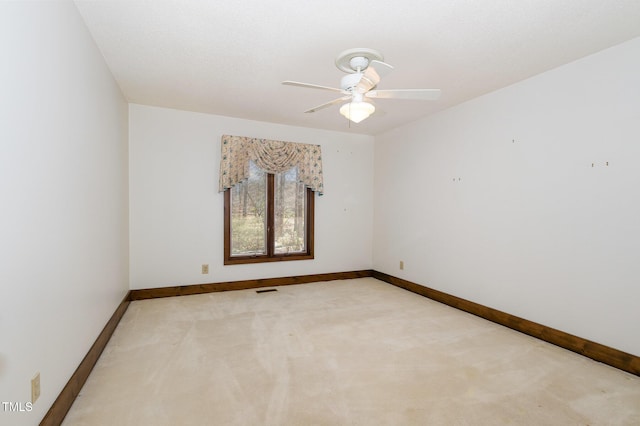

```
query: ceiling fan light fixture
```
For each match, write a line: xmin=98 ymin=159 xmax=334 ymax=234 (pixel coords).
xmin=339 ymin=101 xmax=375 ymax=123
xmin=283 ymin=48 xmax=441 ymax=125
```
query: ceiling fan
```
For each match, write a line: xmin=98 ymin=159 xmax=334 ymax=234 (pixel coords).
xmin=282 ymin=48 xmax=441 ymax=123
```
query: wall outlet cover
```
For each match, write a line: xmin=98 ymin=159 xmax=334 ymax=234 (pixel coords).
xmin=31 ymin=372 xmax=40 ymax=404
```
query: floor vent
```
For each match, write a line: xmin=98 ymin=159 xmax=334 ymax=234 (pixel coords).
xmin=256 ymin=288 xmax=278 ymax=294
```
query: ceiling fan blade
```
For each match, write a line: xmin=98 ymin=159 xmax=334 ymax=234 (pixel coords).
xmin=356 ymin=60 xmax=394 ymax=93
xmin=304 ymin=96 xmax=351 ymax=113
xmin=355 ymin=72 xmax=377 ymax=94
xmin=282 ymin=81 xmax=343 ymax=93
xmin=366 ymin=89 xmax=442 ymax=100
xmin=369 ymin=60 xmax=394 ymax=78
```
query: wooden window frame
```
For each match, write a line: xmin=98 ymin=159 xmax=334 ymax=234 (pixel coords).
xmin=224 ymin=174 xmax=314 ymax=265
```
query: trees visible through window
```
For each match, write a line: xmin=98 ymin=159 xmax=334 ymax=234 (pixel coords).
xmin=224 ymin=161 xmax=314 ymax=264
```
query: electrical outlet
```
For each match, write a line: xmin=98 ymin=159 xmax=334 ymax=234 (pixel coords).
xmin=400 ymin=261 xmax=404 ymax=270
xmin=201 ymin=264 xmax=209 ymax=274
xmin=31 ymin=372 xmax=40 ymax=404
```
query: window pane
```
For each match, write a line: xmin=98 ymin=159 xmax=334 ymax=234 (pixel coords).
xmin=230 ymin=161 xmax=267 ymax=256
xmin=274 ymin=167 xmax=306 ymax=254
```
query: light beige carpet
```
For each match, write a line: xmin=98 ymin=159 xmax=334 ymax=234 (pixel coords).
xmin=63 ymin=278 xmax=640 ymax=425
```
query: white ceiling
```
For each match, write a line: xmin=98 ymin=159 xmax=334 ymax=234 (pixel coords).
xmin=74 ymin=0 xmax=640 ymax=135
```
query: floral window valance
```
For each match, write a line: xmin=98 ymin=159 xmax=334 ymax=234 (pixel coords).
xmin=218 ymin=134 xmax=324 ymax=195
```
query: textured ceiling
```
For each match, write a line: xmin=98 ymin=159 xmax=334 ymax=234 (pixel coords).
xmin=74 ymin=0 xmax=640 ymax=135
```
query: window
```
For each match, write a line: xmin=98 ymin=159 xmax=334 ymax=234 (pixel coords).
xmin=219 ymin=135 xmax=323 ymax=264
xmin=224 ymin=161 xmax=314 ymax=264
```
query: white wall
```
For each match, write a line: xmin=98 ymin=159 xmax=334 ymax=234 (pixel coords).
xmin=374 ymin=37 xmax=640 ymax=356
xmin=0 ymin=2 xmax=129 ymax=425
xmin=129 ymin=104 xmax=374 ymax=289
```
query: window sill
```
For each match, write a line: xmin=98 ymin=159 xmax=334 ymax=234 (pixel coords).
xmin=224 ymin=253 xmax=314 ymax=265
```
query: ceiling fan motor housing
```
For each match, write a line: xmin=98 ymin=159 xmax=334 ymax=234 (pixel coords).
xmin=340 ymin=73 xmax=363 ymax=92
